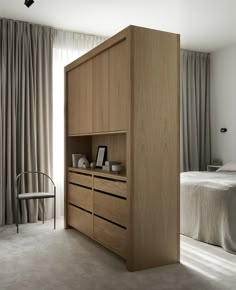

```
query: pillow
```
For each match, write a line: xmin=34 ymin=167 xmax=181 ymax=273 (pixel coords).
xmin=216 ymin=162 xmax=236 ymax=172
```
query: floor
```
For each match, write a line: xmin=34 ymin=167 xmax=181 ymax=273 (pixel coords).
xmin=0 ymin=219 xmax=236 ymax=290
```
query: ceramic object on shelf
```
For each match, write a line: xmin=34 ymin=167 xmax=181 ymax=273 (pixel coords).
xmin=104 ymin=161 xmax=120 ymax=171
xmin=72 ymin=154 xmax=85 ymax=168
xmin=102 ymin=165 xmax=111 ymax=171
xmin=90 ymin=162 xmax=96 ymax=169
xmin=78 ymin=157 xmax=89 ymax=168
xmin=111 ymin=164 xmax=122 ymax=173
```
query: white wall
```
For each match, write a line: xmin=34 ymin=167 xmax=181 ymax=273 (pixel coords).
xmin=210 ymin=44 xmax=236 ymax=163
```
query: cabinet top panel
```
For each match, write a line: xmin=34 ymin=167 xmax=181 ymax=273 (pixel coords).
xmin=65 ymin=25 xmax=179 ymax=73
xmin=65 ymin=26 xmax=131 ymax=72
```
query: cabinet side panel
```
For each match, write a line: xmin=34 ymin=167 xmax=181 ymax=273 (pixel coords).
xmin=131 ymin=28 xmax=180 ymax=270
xmin=64 ymin=71 xmax=69 ymax=228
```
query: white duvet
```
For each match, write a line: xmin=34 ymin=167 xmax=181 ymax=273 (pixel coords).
xmin=181 ymin=171 xmax=236 ymax=253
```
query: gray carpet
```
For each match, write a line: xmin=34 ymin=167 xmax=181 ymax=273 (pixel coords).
xmin=0 ymin=218 xmax=236 ymax=290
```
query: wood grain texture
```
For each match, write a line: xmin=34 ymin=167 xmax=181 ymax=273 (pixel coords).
xmin=176 ymin=35 xmax=180 ymax=262
xmin=65 ymin=27 xmax=129 ymax=72
xmin=68 ymin=131 xmax=126 ymax=137
xmin=67 ymin=61 xmax=92 ymax=136
xmin=94 ymin=215 xmax=127 ymax=258
xmin=68 ymin=172 xmax=93 ymax=188
xmin=65 ymin=117 xmax=92 ymax=228
xmin=64 ymin=70 xmax=69 ymax=228
xmin=130 ymin=27 xmax=180 ymax=270
xmin=109 ymin=40 xmax=129 ymax=131
xmin=67 ymin=68 xmax=80 ymax=135
xmin=77 ymin=60 xmax=92 ymax=134
xmin=68 ymin=205 xmax=93 ymax=237
xmin=94 ymin=191 xmax=128 ymax=227
xmin=94 ymin=177 xmax=127 ymax=198
xmin=67 ymin=61 xmax=93 ymax=135
xmin=65 ymin=25 xmax=180 ymax=270
xmin=92 ymin=50 xmax=109 ymax=133
xmin=66 ymin=137 xmax=92 ymax=168
xmin=68 ymin=184 xmax=93 ymax=212
xmin=68 ymin=167 xmax=127 ymax=182
xmin=92 ymin=133 xmax=126 ymax=165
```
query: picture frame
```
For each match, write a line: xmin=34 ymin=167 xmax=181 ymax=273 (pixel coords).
xmin=95 ymin=146 xmax=107 ymax=168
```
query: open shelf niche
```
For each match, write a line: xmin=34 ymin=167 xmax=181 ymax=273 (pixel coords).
xmin=66 ymin=132 xmax=127 ymax=175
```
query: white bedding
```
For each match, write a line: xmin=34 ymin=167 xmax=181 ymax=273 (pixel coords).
xmin=180 ymin=171 xmax=236 ymax=253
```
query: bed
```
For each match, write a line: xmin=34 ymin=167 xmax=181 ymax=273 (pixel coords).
xmin=180 ymin=164 xmax=236 ymax=253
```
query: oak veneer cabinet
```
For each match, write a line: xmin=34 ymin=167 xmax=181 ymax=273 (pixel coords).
xmin=109 ymin=40 xmax=129 ymax=131
xmin=67 ymin=60 xmax=92 ymax=135
xmin=92 ymin=50 xmax=109 ymax=132
xmin=65 ymin=25 xmax=180 ymax=271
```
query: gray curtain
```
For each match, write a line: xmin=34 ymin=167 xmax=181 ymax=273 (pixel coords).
xmin=181 ymin=50 xmax=211 ymax=172
xmin=0 ymin=18 xmax=53 ymax=225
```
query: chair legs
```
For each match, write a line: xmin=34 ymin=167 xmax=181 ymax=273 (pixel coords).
xmin=42 ymin=199 xmax=44 ymax=224
xmin=16 ymin=197 xmax=56 ymax=233
xmin=15 ymin=172 xmax=56 ymax=234
xmin=54 ymin=196 xmax=56 ymax=230
xmin=16 ymin=198 xmax=19 ymax=234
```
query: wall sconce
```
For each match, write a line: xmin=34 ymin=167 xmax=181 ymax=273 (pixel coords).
xmin=220 ymin=128 xmax=227 ymax=133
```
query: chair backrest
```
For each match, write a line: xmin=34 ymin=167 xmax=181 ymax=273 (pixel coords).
xmin=16 ymin=171 xmax=56 ymax=196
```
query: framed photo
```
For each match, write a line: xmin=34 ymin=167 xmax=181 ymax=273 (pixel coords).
xmin=95 ymin=146 xmax=107 ymax=168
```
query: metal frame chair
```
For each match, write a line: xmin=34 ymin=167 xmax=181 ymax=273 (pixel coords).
xmin=16 ymin=171 xmax=56 ymax=233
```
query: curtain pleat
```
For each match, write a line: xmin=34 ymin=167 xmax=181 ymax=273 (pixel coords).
xmin=0 ymin=18 xmax=106 ymax=225
xmin=0 ymin=18 xmax=53 ymax=225
xmin=181 ymin=50 xmax=211 ymax=172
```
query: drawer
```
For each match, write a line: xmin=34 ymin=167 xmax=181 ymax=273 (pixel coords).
xmin=68 ymin=172 xmax=92 ymax=188
xmin=68 ymin=205 xmax=93 ymax=237
xmin=94 ymin=216 xmax=127 ymax=258
xmin=94 ymin=177 xmax=127 ymax=198
xmin=68 ymin=183 xmax=93 ymax=212
xmin=94 ymin=191 xmax=128 ymax=227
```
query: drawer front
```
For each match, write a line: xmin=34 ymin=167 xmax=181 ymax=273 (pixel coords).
xmin=94 ymin=216 xmax=127 ymax=258
xmin=68 ymin=172 xmax=92 ymax=188
xmin=68 ymin=184 xmax=93 ymax=212
xmin=94 ymin=191 xmax=128 ymax=227
xmin=68 ymin=205 xmax=93 ymax=237
xmin=94 ymin=177 xmax=127 ymax=198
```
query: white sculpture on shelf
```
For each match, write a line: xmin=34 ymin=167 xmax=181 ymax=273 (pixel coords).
xmin=78 ymin=157 xmax=89 ymax=168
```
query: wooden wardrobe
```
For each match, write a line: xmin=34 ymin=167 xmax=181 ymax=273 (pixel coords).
xmin=64 ymin=25 xmax=180 ymax=271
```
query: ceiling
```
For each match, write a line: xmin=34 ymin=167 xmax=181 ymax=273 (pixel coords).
xmin=0 ymin=0 xmax=236 ymax=52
